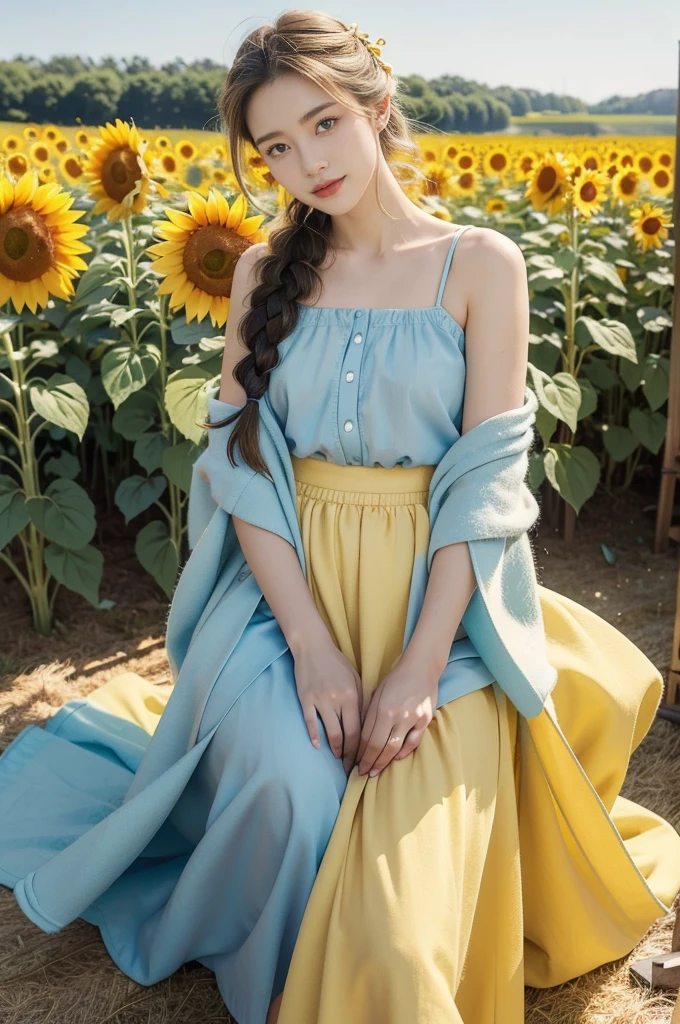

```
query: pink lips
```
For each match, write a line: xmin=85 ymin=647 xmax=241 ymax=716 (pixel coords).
xmin=312 ymin=176 xmax=345 ymax=198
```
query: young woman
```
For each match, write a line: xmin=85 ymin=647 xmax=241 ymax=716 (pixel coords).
xmin=1 ymin=10 xmax=679 ymax=1024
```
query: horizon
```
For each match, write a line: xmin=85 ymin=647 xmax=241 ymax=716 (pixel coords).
xmin=3 ymin=0 xmax=680 ymax=107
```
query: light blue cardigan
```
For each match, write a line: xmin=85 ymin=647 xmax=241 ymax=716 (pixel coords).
xmin=167 ymin=382 xmax=556 ymax=722
xmin=8 ymin=381 xmax=558 ymax=936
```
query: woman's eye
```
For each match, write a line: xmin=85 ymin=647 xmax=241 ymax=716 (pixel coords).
xmin=265 ymin=117 xmax=339 ymax=158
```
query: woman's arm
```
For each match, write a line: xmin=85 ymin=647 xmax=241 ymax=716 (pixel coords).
xmin=220 ymin=245 xmax=335 ymax=656
xmin=232 ymin=515 xmax=332 ymax=654
xmin=402 ymin=227 xmax=531 ymax=673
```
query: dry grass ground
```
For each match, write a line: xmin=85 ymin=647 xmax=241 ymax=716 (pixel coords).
xmin=0 ymin=482 xmax=679 ymax=1023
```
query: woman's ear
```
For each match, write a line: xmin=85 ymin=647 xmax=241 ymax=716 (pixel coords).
xmin=376 ymin=94 xmax=390 ymax=130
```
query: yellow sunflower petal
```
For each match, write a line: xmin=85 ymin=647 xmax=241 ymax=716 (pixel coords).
xmin=147 ymin=240 xmax=183 ymax=257
xmin=204 ymin=191 xmax=220 ymax=225
xmin=0 ymin=274 xmax=11 ymax=305
xmin=165 ymin=208 xmax=198 ymax=232
xmin=13 ymin=170 xmax=39 ymax=207
xmin=153 ymin=224 xmax=191 ymax=243
xmin=214 ymin=191 xmax=230 ymax=224
xmin=238 ymin=214 xmax=266 ymax=237
xmin=227 ymin=192 xmax=247 ymax=229
xmin=187 ymin=191 xmax=209 ymax=227
xmin=184 ymin=287 xmax=201 ymax=322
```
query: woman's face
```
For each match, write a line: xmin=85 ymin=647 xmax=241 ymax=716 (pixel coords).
xmin=247 ymin=72 xmax=388 ymax=213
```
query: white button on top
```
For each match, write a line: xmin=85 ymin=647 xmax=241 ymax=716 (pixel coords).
xmin=344 ymin=420 xmax=354 ymax=432
xmin=353 ymin=333 xmax=363 ymax=344
xmin=345 ymin=371 xmax=354 ymax=382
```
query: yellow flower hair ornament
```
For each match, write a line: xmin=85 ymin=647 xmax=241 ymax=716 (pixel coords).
xmin=348 ymin=23 xmax=393 ymax=75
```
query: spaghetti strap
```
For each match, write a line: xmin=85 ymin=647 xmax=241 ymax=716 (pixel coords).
xmin=435 ymin=225 xmax=473 ymax=307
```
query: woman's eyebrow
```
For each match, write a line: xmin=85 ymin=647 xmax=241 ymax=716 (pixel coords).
xmin=254 ymin=102 xmax=337 ymax=146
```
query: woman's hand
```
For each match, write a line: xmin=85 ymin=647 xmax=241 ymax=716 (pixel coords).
xmin=355 ymin=651 xmax=443 ymax=777
xmin=292 ymin=634 xmax=364 ymax=776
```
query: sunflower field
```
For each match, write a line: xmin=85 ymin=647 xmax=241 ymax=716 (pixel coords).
xmin=0 ymin=118 xmax=674 ymax=634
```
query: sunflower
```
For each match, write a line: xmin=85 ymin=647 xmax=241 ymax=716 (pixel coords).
xmin=176 ymin=139 xmax=198 ymax=161
xmin=29 ymin=141 xmax=52 ymax=166
xmin=514 ymin=150 xmax=539 ymax=182
xmin=649 ymin=164 xmax=672 ymax=197
xmin=2 ymin=134 xmax=22 ymax=154
xmin=572 ymin=169 xmax=610 ymax=218
xmin=42 ymin=125 xmax=61 ymax=143
xmin=611 ymin=168 xmax=641 ymax=205
xmin=154 ymin=135 xmax=172 ymax=150
xmin=59 ymin=154 xmax=86 ymax=187
xmin=181 ymin=168 xmax=212 ymax=197
xmin=0 ymin=170 xmax=92 ymax=314
xmin=634 ymin=151 xmax=655 ymax=177
xmin=431 ymin=207 xmax=453 ymax=222
xmin=580 ymin=148 xmax=601 ymax=172
xmin=38 ymin=166 xmax=56 ymax=184
xmin=421 ymin=161 xmax=453 ymax=199
xmin=652 ymin=147 xmax=673 ymax=170
xmin=628 ymin=202 xmax=670 ymax=252
xmin=524 ymin=152 xmax=574 ymax=216
xmin=75 ymin=129 xmax=90 ymax=148
xmin=482 ymin=147 xmax=511 ymax=179
xmin=23 ymin=126 xmax=39 ymax=141
xmin=454 ymin=150 xmax=477 ymax=173
xmin=419 ymin=144 xmax=439 ymax=164
xmin=452 ymin=168 xmax=481 ymax=199
xmin=147 ymin=189 xmax=266 ymax=328
xmin=83 ymin=118 xmax=168 ymax=221
xmin=485 ymin=197 xmax=507 ymax=214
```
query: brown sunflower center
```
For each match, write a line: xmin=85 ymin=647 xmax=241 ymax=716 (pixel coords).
xmin=459 ymin=172 xmax=473 ymax=190
xmin=458 ymin=155 xmax=473 ymax=170
xmin=654 ymin=169 xmax=670 ymax=188
xmin=34 ymin=145 xmax=49 ymax=163
xmin=580 ymin=181 xmax=597 ymax=202
xmin=537 ymin=166 xmax=557 ymax=194
xmin=490 ymin=153 xmax=507 ymax=172
xmin=64 ymin=157 xmax=83 ymax=178
xmin=8 ymin=155 xmax=28 ymax=175
xmin=0 ymin=206 xmax=54 ymax=282
xmin=642 ymin=217 xmax=661 ymax=235
xmin=620 ymin=174 xmax=636 ymax=195
xmin=182 ymin=224 xmax=251 ymax=296
xmin=101 ymin=147 xmax=142 ymax=201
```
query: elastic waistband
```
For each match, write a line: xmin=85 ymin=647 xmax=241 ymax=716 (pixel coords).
xmin=291 ymin=454 xmax=436 ymax=502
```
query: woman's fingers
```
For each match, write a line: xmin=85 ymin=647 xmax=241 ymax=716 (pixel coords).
xmin=316 ymin=700 xmax=345 ymax=758
xmin=340 ymin=698 xmax=362 ymax=773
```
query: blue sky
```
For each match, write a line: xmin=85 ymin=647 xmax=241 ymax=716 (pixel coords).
xmin=3 ymin=0 xmax=679 ymax=105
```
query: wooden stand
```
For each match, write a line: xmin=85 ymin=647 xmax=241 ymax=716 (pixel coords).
xmin=630 ymin=896 xmax=680 ymax=990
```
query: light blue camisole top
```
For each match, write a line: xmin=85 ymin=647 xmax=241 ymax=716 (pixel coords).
xmin=267 ymin=226 xmax=472 ymax=468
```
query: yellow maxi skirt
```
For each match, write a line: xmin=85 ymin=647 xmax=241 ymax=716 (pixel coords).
xmin=268 ymin=453 xmax=680 ymax=1024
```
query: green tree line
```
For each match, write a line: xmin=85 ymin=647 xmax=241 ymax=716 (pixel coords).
xmin=0 ymin=55 xmax=675 ymax=133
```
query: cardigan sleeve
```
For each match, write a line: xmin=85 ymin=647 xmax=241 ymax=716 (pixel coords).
xmin=188 ymin=395 xmax=297 ymax=553
xmin=421 ymin=387 xmax=557 ymax=718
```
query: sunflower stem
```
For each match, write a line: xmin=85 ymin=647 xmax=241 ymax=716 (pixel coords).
xmin=122 ymin=216 xmax=139 ymax=347
xmin=1 ymin=326 xmax=52 ymax=634
xmin=158 ymin=292 xmax=186 ymax=556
